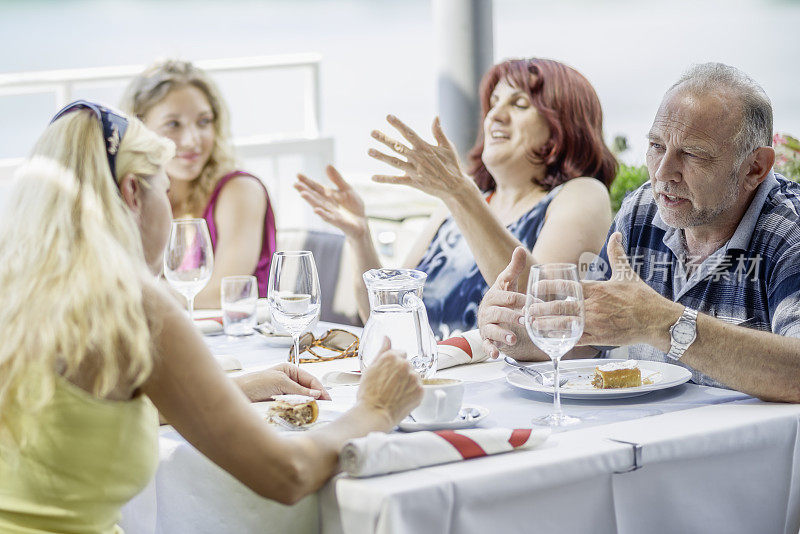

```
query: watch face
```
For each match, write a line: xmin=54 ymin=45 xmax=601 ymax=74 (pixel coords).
xmin=673 ymin=321 xmax=696 ymax=344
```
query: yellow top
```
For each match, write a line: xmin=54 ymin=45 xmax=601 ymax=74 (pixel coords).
xmin=0 ymin=375 xmax=158 ymax=534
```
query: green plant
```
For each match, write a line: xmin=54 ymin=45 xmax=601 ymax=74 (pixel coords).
xmin=774 ymin=133 xmax=800 ymax=183
xmin=609 ymin=163 xmax=649 ymax=212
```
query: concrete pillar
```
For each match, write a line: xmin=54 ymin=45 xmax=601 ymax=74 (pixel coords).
xmin=433 ymin=0 xmax=494 ymax=160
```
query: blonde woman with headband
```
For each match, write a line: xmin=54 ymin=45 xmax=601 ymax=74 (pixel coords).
xmin=122 ymin=59 xmax=276 ymax=307
xmin=0 ymin=102 xmax=422 ymax=533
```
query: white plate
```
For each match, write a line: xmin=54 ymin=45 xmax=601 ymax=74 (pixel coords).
xmin=506 ymin=359 xmax=692 ymax=399
xmin=253 ymin=323 xmax=295 ymax=347
xmin=397 ymin=404 xmax=489 ymax=432
xmin=251 ymin=400 xmax=348 ymax=430
xmin=322 ymin=370 xmax=361 ymax=387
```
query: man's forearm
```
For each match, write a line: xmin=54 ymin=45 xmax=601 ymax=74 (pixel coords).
xmin=679 ymin=315 xmax=800 ymax=402
xmin=632 ymin=295 xmax=800 ymax=402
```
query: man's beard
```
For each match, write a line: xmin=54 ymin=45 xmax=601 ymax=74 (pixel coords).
xmin=655 ymin=169 xmax=741 ymax=229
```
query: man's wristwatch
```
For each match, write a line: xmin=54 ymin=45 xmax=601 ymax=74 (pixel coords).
xmin=667 ymin=306 xmax=698 ymax=361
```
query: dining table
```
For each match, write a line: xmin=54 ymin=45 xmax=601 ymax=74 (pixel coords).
xmin=119 ymin=319 xmax=800 ymax=534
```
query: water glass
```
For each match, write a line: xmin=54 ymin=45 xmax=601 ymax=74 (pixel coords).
xmin=524 ymin=263 xmax=585 ymax=428
xmin=221 ymin=275 xmax=258 ymax=336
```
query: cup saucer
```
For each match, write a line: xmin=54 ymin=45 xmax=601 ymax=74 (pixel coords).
xmin=397 ymin=404 xmax=489 ymax=432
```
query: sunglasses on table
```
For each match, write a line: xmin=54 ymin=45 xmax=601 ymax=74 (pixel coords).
xmin=289 ymin=329 xmax=359 ymax=364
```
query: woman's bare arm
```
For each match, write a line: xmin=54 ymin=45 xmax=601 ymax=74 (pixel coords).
xmin=140 ymin=282 xmax=421 ymax=504
xmin=194 ymin=176 xmax=267 ymax=308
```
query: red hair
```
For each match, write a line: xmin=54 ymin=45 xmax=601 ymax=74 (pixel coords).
xmin=467 ymin=58 xmax=617 ymax=192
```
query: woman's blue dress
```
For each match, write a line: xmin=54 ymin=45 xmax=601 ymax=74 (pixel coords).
xmin=416 ymin=186 xmax=564 ymax=339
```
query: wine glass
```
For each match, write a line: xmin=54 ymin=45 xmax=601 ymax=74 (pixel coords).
xmin=524 ymin=263 xmax=585 ymax=427
xmin=267 ymin=251 xmax=321 ymax=366
xmin=163 ymin=218 xmax=214 ymax=322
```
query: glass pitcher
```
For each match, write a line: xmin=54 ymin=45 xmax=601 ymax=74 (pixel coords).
xmin=358 ymin=269 xmax=437 ymax=378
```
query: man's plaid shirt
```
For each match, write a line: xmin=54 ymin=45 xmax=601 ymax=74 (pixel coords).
xmin=588 ymin=172 xmax=800 ymax=387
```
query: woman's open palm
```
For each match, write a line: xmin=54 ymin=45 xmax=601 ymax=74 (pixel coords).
xmin=368 ymin=115 xmax=469 ymax=200
xmin=295 ymin=165 xmax=368 ymax=239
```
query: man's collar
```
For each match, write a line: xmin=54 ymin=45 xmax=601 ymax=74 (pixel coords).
xmin=654 ymin=171 xmax=778 ymax=256
xmin=726 ymin=171 xmax=777 ymax=252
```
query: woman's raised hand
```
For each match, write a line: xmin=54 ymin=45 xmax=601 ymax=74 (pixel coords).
xmin=295 ymin=165 xmax=368 ymax=239
xmin=357 ymin=337 xmax=423 ymax=426
xmin=369 ymin=115 xmax=474 ymax=200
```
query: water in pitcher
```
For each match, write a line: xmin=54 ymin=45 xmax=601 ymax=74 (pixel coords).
xmin=358 ymin=269 xmax=437 ymax=378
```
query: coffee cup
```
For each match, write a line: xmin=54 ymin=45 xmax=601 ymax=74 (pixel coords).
xmin=410 ymin=378 xmax=464 ymax=423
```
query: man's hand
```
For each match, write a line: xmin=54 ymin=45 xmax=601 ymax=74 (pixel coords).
xmin=580 ymin=232 xmax=680 ymax=348
xmin=477 ymin=247 xmax=541 ymax=360
xmin=234 ymin=363 xmax=332 ymax=403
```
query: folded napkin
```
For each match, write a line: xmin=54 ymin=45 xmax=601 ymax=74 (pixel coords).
xmin=437 ymin=329 xmax=489 ymax=369
xmin=195 ymin=318 xmax=223 ymax=335
xmin=340 ymin=427 xmax=550 ymax=477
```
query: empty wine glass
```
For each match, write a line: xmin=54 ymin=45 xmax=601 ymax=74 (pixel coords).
xmin=524 ymin=263 xmax=585 ymax=427
xmin=267 ymin=251 xmax=321 ymax=366
xmin=163 ymin=218 xmax=214 ymax=322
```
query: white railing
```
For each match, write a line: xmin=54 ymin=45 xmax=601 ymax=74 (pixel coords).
xmin=0 ymin=54 xmax=333 ymax=229
xmin=0 ymin=53 xmax=322 ymax=138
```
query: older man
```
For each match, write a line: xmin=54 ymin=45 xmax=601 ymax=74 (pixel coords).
xmin=477 ymin=63 xmax=800 ymax=402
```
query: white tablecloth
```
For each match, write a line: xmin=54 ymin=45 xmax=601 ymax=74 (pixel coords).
xmin=322 ymin=401 xmax=800 ymax=534
xmin=120 ymin=323 xmax=800 ymax=534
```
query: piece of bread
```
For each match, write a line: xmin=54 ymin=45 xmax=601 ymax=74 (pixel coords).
xmin=269 ymin=395 xmax=319 ymax=426
xmin=592 ymin=360 xmax=642 ymax=389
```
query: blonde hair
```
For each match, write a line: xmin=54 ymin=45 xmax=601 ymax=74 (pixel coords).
xmin=121 ymin=59 xmax=237 ymax=215
xmin=0 ymin=111 xmax=174 ymax=445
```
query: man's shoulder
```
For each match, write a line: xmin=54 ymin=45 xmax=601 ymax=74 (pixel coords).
xmin=754 ymin=174 xmax=800 ymax=248
xmin=750 ymin=174 xmax=800 ymax=262
xmin=613 ymin=182 xmax=661 ymax=238
xmin=761 ymin=173 xmax=800 ymax=220
xmin=617 ymin=181 xmax=655 ymax=213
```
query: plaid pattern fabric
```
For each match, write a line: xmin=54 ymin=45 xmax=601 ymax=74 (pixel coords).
xmin=589 ymin=172 xmax=800 ymax=388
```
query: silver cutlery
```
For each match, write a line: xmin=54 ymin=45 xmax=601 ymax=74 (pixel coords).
xmin=254 ymin=323 xmax=292 ymax=338
xmin=402 ymin=407 xmax=481 ymax=426
xmin=459 ymin=407 xmax=481 ymax=421
xmin=504 ymin=356 xmax=571 ymax=387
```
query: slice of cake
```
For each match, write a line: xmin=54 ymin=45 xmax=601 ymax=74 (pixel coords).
xmin=269 ymin=395 xmax=319 ymax=426
xmin=592 ymin=360 xmax=642 ymax=389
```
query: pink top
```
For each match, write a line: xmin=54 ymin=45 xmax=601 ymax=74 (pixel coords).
xmin=202 ymin=171 xmax=276 ymax=297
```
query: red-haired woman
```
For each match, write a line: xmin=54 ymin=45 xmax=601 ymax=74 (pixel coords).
xmin=296 ymin=58 xmax=617 ymax=338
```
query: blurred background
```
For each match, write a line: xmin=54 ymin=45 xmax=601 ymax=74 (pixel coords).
xmin=1 ymin=0 xmax=798 ymax=245
xmin=2 ymin=0 xmax=798 ymax=163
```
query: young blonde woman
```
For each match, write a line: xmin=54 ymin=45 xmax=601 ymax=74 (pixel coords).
xmin=122 ymin=59 xmax=276 ymax=307
xmin=0 ymin=103 xmax=422 ymax=533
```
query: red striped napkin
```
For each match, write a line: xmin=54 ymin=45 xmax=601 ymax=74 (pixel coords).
xmin=340 ymin=427 xmax=550 ymax=477
xmin=194 ymin=317 xmax=223 ymax=335
xmin=437 ymin=329 xmax=489 ymax=369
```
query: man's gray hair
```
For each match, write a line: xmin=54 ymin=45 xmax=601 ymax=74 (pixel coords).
xmin=670 ymin=62 xmax=773 ymax=167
